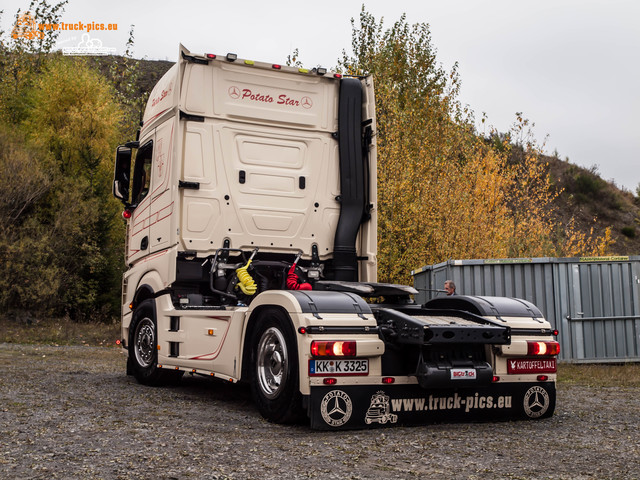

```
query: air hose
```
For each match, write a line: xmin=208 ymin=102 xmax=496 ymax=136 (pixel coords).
xmin=287 ymin=251 xmax=312 ymax=291
xmin=236 ymin=259 xmax=257 ymax=295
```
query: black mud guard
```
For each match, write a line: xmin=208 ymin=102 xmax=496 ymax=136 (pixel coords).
xmin=425 ymin=295 xmax=544 ymax=320
xmin=287 ymin=290 xmax=372 ymax=318
xmin=309 ymin=381 xmax=556 ymax=430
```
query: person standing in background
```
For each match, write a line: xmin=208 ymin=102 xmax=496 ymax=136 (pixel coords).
xmin=444 ymin=280 xmax=456 ymax=296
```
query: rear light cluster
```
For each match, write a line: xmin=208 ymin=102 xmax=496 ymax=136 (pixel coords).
xmin=310 ymin=340 xmax=356 ymax=357
xmin=527 ymin=340 xmax=560 ymax=356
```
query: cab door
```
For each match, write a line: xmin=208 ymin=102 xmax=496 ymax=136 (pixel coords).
xmin=127 ymin=138 xmax=154 ymax=265
xmin=149 ymin=119 xmax=174 ymax=253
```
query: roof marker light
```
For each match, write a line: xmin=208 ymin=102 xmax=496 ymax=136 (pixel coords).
xmin=316 ymin=67 xmax=327 ymax=75
xmin=298 ymin=68 xmax=309 ymax=74
xmin=334 ymin=73 xmax=343 ymax=79
xmin=226 ymin=53 xmax=237 ymax=62
xmin=206 ymin=53 xmax=216 ymax=59
xmin=244 ymin=60 xmax=254 ymax=65
xmin=272 ymin=64 xmax=282 ymax=70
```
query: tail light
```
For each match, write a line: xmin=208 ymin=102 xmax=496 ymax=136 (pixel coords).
xmin=310 ymin=341 xmax=356 ymax=357
xmin=527 ymin=340 xmax=560 ymax=356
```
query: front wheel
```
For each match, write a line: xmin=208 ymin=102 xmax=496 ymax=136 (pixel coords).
xmin=129 ymin=299 xmax=181 ymax=386
xmin=250 ymin=308 xmax=303 ymax=423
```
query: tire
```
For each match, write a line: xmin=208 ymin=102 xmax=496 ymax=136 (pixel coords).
xmin=250 ymin=308 xmax=303 ymax=423
xmin=129 ymin=299 xmax=182 ymax=386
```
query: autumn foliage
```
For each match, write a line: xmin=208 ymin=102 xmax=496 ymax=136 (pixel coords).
xmin=340 ymin=9 xmax=612 ymax=284
xmin=0 ymin=1 xmax=127 ymax=317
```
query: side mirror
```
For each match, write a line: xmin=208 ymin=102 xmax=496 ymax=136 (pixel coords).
xmin=113 ymin=143 xmax=137 ymax=204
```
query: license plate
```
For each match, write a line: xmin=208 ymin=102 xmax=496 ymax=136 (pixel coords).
xmin=309 ymin=359 xmax=369 ymax=376
xmin=508 ymin=358 xmax=557 ymax=374
xmin=450 ymin=368 xmax=477 ymax=380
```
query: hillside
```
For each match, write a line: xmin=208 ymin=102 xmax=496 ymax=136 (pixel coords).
xmin=545 ymin=155 xmax=640 ymax=256
xmin=108 ymin=56 xmax=640 ymax=257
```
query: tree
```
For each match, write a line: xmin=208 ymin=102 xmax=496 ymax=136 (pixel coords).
xmin=0 ymin=1 xmax=130 ymax=318
xmin=20 ymin=55 xmax=125 ymax=317
xmin=0 ymin=0 xmax=67 ymax=123
xmin=339 ymin=8 xmax=611 ymax=284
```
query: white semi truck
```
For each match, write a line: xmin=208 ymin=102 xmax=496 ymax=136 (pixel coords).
xmin=112 ymin=46 xmax=559 ymax=429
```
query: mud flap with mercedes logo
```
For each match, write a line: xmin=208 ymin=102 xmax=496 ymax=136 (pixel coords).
xmin=308 ymin=382 xmax=556 ymax=430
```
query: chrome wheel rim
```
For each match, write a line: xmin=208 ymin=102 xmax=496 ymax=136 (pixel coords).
xmin=256 ymin=327 xmax=288 ymax=399
xmin=134 ymin=317 xmax=155 ymax=368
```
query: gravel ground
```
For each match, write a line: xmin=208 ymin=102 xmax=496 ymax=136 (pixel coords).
xmin=0 ymin=343 xmax=639 ymax=480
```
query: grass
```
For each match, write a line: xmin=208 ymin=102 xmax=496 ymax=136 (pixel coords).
xmin=0 ymin=315 xmax=121 ymax=347
xmin=557 ymin=363 xmax=640 ymax=388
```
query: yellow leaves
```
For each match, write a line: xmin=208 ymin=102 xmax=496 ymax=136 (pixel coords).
xmin=22 ymin=56 xmax=122 ymax=185
xmin=560 ymin=223 xmax=614 ymax=258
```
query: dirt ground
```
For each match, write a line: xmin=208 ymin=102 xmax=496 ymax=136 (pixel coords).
xmin=0 ymin=343 xmax=639 ymax=480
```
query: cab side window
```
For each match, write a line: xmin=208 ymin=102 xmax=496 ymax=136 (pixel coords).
xmin=131 ymin=141 xmax=153 ymax=206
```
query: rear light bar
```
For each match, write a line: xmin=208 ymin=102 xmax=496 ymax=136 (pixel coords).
xmin=527 ymin=340 xmax=560 ymax=356
xmin=310 ymin=340 xmax=356 ymax=357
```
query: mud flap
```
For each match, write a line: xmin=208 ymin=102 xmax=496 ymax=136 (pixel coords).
xmin=308 ymin=382 xmax=556 ymax=430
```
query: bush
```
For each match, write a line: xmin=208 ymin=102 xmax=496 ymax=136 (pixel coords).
xmin=574 ymin=172 xmax=605 ymax=196
xmin=621 ymin=226 xmax=636 ymax=238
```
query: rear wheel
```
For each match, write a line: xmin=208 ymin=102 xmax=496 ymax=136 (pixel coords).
xmin=129 ymin=299 xmax=182 ymax=386
xmin=250 ymin=308 xmax=303 ymax=423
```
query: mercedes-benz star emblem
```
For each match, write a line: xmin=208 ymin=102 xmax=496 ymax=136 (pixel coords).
xmin=320 ymin=390 xmax=353 ymax=427
xmin=228 ymin=86 xmax=240 ymax=99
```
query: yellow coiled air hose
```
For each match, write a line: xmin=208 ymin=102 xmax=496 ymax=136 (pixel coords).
xmin=236 ymin=259 xmax=257 ymax=295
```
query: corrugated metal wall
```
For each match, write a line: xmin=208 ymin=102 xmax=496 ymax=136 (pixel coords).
xmin=412 ymin=256 xmax=640 ymax=363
